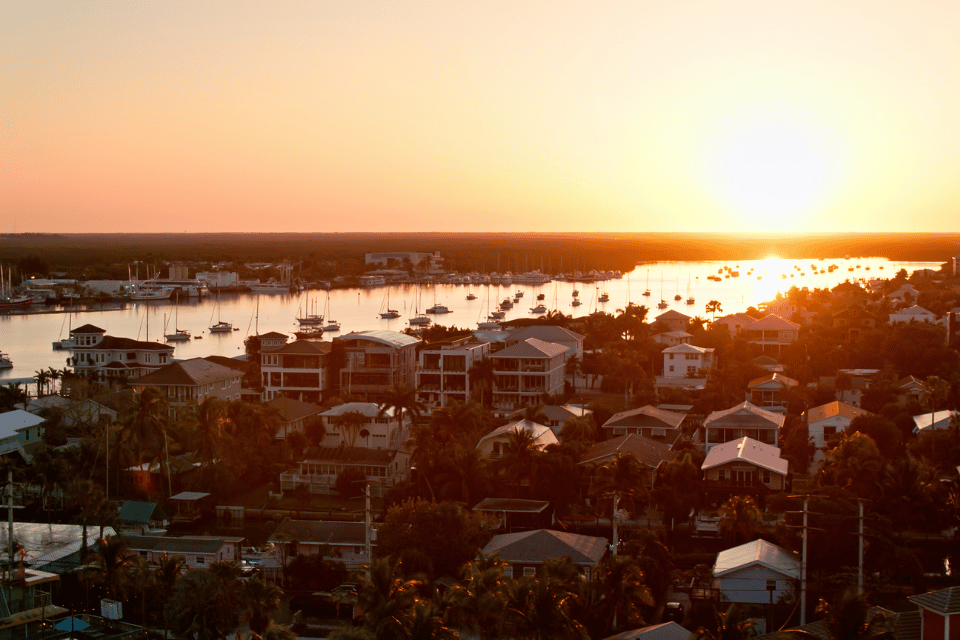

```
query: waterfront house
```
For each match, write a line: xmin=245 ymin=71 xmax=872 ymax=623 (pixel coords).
xmin=129 ymin=357 xmax=242 ymax=420
xmin=333 ymin=331 xmax=420 ymax=401
xmin=67 ymin=324 xmax=174 ymax=384
xmin=661 ymin=343 xmax=715 ymax=379
xmin=710 ymin=312 xmax=757 ymax=337
xmin=416 ymin=335 xmax=490 ymax=409
xmin=512 ymin=404 xmax=593 ymax=439
xmin=652 ymin=330 xmax=693 ymax=347
xmin=832 ymin=305 xmax=878 ymax=341
xmin=703 ymin=402 xmax=784 ymax=452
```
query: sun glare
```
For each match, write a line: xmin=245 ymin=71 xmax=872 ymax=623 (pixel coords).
xmin=702 ymin=111 xmax=844 ymax=230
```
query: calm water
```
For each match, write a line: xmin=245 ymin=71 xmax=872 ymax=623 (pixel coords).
xmin=0 ymin=256 xmax=941 ymax=385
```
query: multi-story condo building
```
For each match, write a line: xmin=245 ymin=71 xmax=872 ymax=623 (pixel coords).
xmin=417 ymin=335 xmax=490 ymax=409
xmin=259 ymin=334 xmax=332 ymax=403
xmin=490 ymin=338 xmax=566 ymax=412
xmin=333 ymin=330 xmax=420 ymax=400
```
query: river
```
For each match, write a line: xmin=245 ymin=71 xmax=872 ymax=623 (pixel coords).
xmin=0 ymin=255 xmax=942 ymax=385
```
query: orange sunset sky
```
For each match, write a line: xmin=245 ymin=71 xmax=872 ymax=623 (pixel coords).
xmin=3 ymin=1 xmax=960 ymax=234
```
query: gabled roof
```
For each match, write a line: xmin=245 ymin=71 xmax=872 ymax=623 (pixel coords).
xmin=892 ymin=305 xmax=934 ymax=316
xmin=507 ymin=325 xmax=585 ymax=343
xmin=321 ymin=402 xmax=394 ymax=419
xmin=805 ymin=401 xmax=871 ymax=424
xmin=745 ymin=314 xmax=800 ymax=331
xmin=491 ymin=338 xmax=568 ymax=359
xmin=477 ymin=419 xmax=558 ymax=449
xmin=482 ymin=529 xmax=607 ymax=566
xmin=70 ymin=324 xmax=105 ymax=334
xmin=269 ymin=519 xmax=367 ymax=546
xmin=655 ymin=310 xmax=691 ymax=322
xmin=335 ymin=330 xmax=420 ymax=348
xmin=203 ymin=355 xmax=248 ymax=372
xmin=912 ymin=410 xmax=960 ymax=433
xmin=258 ymin=332 xmax=290 ymax=340
xmin=661 ymin=343 xmax=712 ymax=355
xmin=746 ymin=373 xmax=799 ymax=390
xmin=713 ymin=539 xmax=799 ymax=579
xmin=603 ymin=405 xmax=684 ymax=430
xmin=579 ymin=434 xmax=675 ymax=469
xmin=701 ymin=437 xmax=788 ymax=475
xmin=909 ymin=585 xmax=960 ymax=614
xmin=704 ymin=402 xmax=785 ymax=429
xmin=513 ymin=405 xmax=591 ymax=423
xmin=132 ymin=358 xmax=241 ymax=387
xmin=118 ymin=501 xmax=167 ymax=526
xmin=896 ymin=375 xmax=924 ymax=390
xmin=265 ymin=396 xmax=325 ymax=423
xmin=473 ymin=498 xmax=550 ymax=514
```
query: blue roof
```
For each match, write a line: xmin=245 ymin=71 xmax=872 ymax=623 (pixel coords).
xmin=118 ymin=501 xmax=166 ymax=525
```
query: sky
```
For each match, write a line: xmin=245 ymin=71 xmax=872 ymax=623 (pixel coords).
xmin=3 ymin=1 xmax=960 ymax=234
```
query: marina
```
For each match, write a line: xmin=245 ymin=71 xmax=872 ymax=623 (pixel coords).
xmin=0 ymin=255 xmax=942 ymax=382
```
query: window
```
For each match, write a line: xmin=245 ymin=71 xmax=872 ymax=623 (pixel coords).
xmin=523 ymin=567 xmax=536 ymax=577
xmin=717 ymin=470 xmax=726 ymax=481
xmin=823 ymin=426 xmax=836 ymax=437
xmin=761 ymin=469 xmax=771 ymax=484
xmin=196 ymin=556 xmax=206 ymax=566
xmin=503 ymin=566 xmax=513 ymax=579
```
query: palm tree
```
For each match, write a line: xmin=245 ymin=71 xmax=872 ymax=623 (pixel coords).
xmin=242 ymin=577 xmax=285 ymax=637
xmin=706 ymin=300 xmax=723 ymax=320
xmin=771 ymin=588 xmax=894 ymax=640
xmin=468 ymin=358 xmax=496 ymax=407
xmin=120 ymin=387 xmax=171 ymax=494
xmin=717 ymin=495 xmax=765 ymax=546
xmin=434 ymin=447 xmax=491 ymax=505
xmin=379 ymin=384 xmax=426 ymax=441
xmin=34 ymin=369 xmax=50 ymax=397
xmin=696 ymin=604 xmax=756 ymax=640
xmin=183 ymin=396 xmax=227 ymax=466
xmin=448 ymin=552 xmax=510 ymax=640
xmin=333 ymin=410 xmax=369 ymax=447
xmin=154 ymin=552 xmax=186 ymax=638
xmin=834 ymin=371 xmax=853 ymax=403
xmin=565 ymin=354 xmax=582 ymax=389
xmin=497 ymin=428 xmax=541 ymax=497
xmin=589 ymin=452 xmax=649 ymax=554
xmin=0 ymin=383 xmax=28 ymax=411
xmin=921 ymin=375 xmax=951 ymax=430
xmin=82 ymin=534 xmax=137 ymax=601
xmin=355 ymin=556 xmax=423 ymax=638
xmin=587 ymin=554 xmax=653 ymax=635
xmin=68 ymin=478 xmax=106 ymax=562
xmin=47 ymin=367 xmax=62 ymax=395
xmin=504 ymin=573 xmax=588 ymax=640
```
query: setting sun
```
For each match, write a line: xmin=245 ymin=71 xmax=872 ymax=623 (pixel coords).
xmin=701 ymin=110 xmax=846 ymax=230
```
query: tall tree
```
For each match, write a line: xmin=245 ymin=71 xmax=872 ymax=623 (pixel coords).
xmin=717 ymin=495 xmax=765 ymax=546
xmin=242 ymin=577 xmax=285 ymax=637
xmin=379 ymin=384 xmax=426 ymax=441
xmin=467 ymin=358 xmax=496 ymax=407
xmin=81 ymin=534 xmax=137 ymax=601
xmin=589 ymin=452 xmax=649 ymax=554
xmin=587 ymin=554 xmax=653 ymax=636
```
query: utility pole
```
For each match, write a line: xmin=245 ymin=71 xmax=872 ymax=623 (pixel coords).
xmin=801 ymin=497 xmax=808 ymax=625
xmin=858 ymin=500 xmax=864 ymax=595
xmin=364 ymin=484 xmax=371 ymax=566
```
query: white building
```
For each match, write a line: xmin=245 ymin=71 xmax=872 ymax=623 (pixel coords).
xmin=888 ymin=305 xmax=938 ymax=325
xmin=318 ymin=401 xmax=409 ymax=450
xmin=803 ymin=401 xmax=871 ymax=473
xmin=713 ymin=539 xmax=800 ymax=605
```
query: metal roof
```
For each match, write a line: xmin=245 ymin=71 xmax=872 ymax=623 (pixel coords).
xmin=335 ymin=330 xmax=420 ymax=348
xmin=701 ymin=437 xmax=788 ymax=475
xmin=482 ymin=529 xmax=607 ymax=566
xmin=713 ymin=539 xmax=799 ymax=579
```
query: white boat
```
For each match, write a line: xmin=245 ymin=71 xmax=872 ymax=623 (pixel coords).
xmin=379 ymin=289 xmax=400 ymax=319
xmin=491 ymin=310 xmax=505 ymax=319
xmin=598 ymin=292 xmax=609 ymax=302
xmin=571 ymin=299 xmax=582 ymax=307
xmin=250 ymin=281 xmax=290 ymax=294
xmin=409 ymin=314 xmax=432 ymax=326
xmin=209 ymin=290 xmax=233 ymax=333
xmin=295 ymin=326 xmax=324 ymax=339
xmin=323 ymin=319 xmax=341 ymax=332
xmin=477 ymin=321 xmax=501 ymax=329
xmin=164 ymin=308 xmax=191 ymax=341
xmin=529 ymin=304 xmax=547 ymax=314
xmin=296 ymin=295 xmax=324 ymax=326
xmin=426 ymin=304 xmax=452 ymax=314
xmin=466 ymin=293 xmax=477 ymax=300
xmin=0 ymin=352 xmax=12 ymax=369
xmin=658 ymin=300 xmax=668 ymax=309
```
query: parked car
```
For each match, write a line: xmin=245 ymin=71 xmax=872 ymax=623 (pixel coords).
xmin=663 ymin=601 xmax=685 ymax=623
